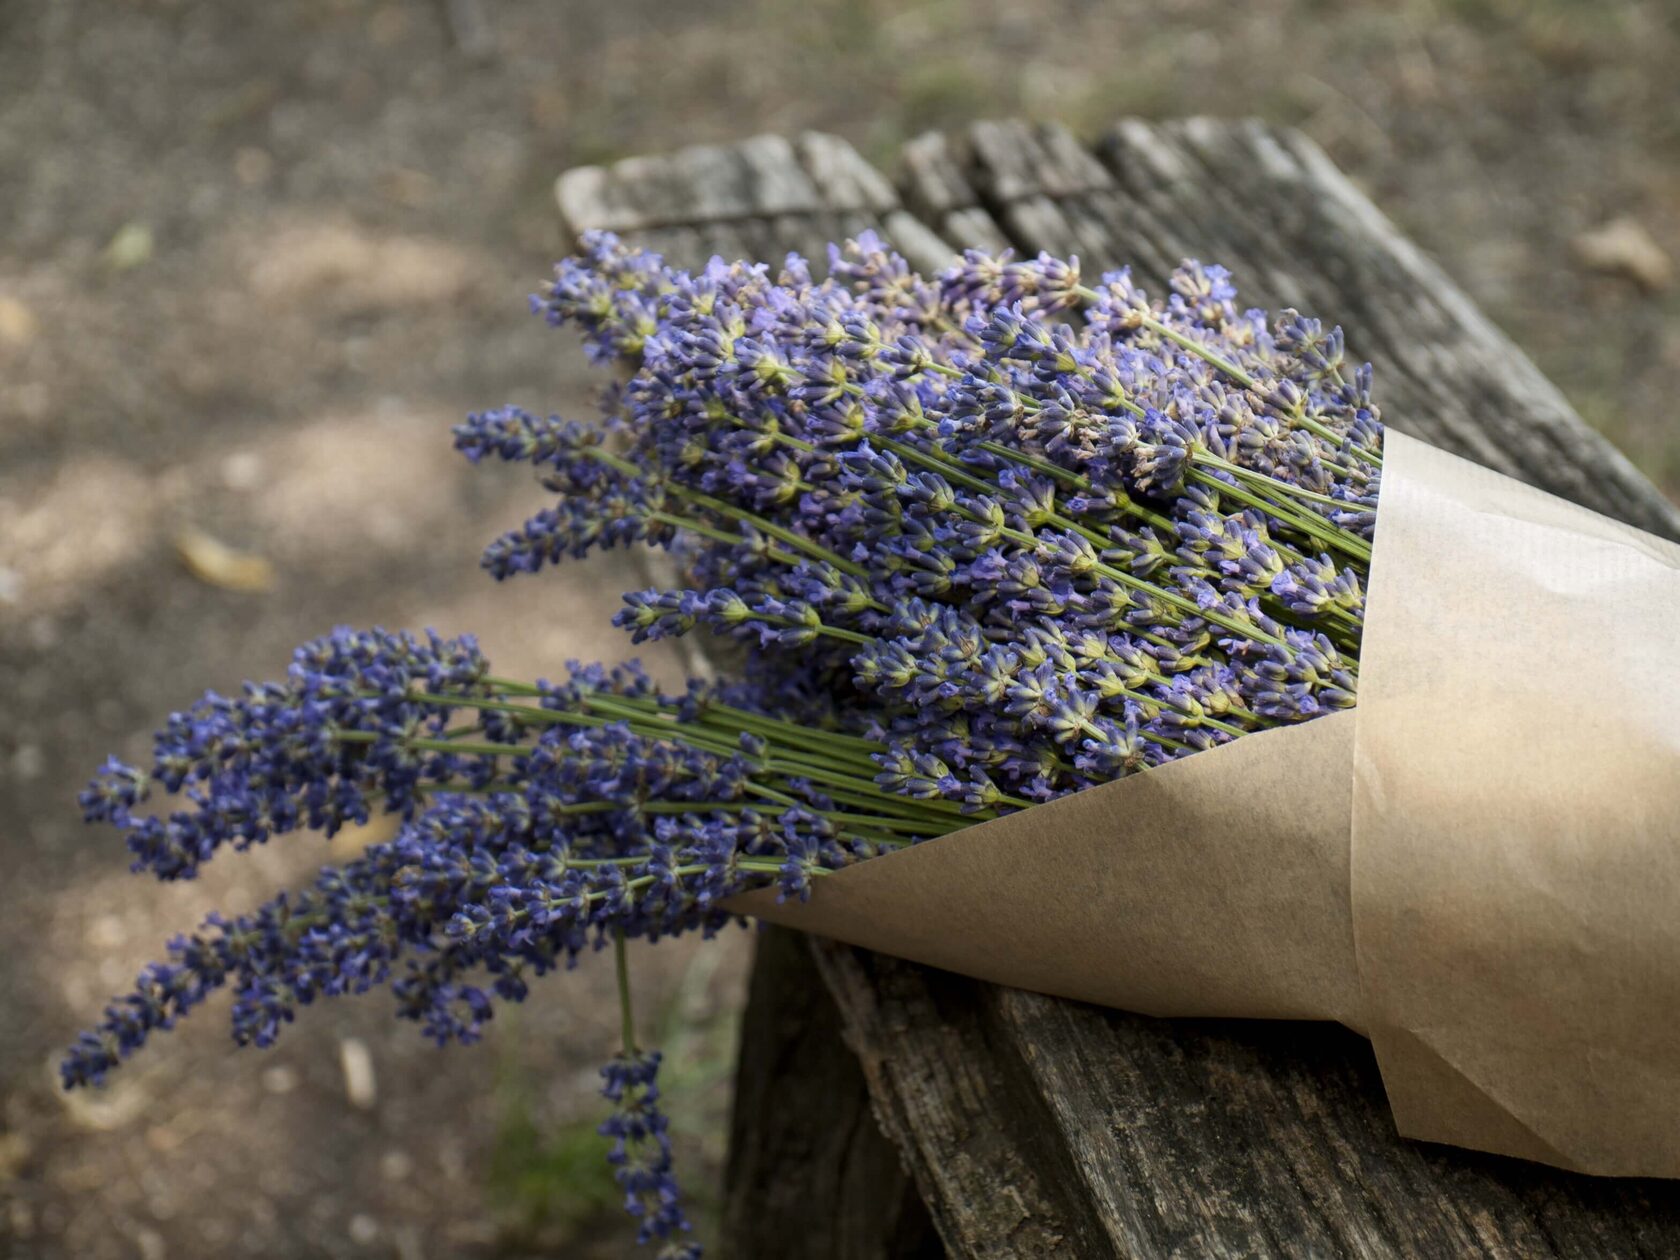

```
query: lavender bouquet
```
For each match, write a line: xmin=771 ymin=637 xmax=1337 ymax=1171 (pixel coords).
xmin=65 ymin=230 xmax=1680 ymax=1250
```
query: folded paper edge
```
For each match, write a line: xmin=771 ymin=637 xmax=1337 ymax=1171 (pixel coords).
xmin=726 ymin=708 xmax=1365 ymax=1026
xmin=1352 ymin=430 xmax=1680 ymax=1179
xmin=1371 ymin=1023 xmax=1583 ymax=1173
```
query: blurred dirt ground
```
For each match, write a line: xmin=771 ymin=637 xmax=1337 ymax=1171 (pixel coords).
xmin=0 ymin=1 xmax=1676 ymax=1257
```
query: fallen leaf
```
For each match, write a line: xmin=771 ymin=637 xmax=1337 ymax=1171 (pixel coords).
xmin=0 ymin=296 xmax=38 ymax=345
xmin=103 ymin=222 xmax=155 ymax=272
xmin=248 ymin=221 xmax=475 ymax=313
xmin=1572 ymin=217 xmax=1673 ymax=293
xmin=339 ymin=1036 xmax=378 ymax=1110
xmin=174 ymin=527 xmax=276 ymax=592
xmin=0 ymin=1132 xmax=32 ymax=1182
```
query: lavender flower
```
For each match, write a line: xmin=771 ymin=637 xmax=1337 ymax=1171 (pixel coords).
xmin=599 ymin=1051 xmax=698 ymax=1256
xmin=79 ymin=627 xmax=507 ymax=880
xmin=65 ymin=631 xmax=962 ymax=1254
xmin=480 ymin=232 xmax=1381 ymax=814
xmin=70 ymin=233 xmax=1389 ymax=1255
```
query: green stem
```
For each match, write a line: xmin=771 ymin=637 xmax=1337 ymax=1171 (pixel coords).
xmin=646 ymin=511 xmax=808 ymax=569
xmin=741 ymin=781 xmax=800 ymax=808
xmin=785 ymin=781 xmax=966 ymax=823
xmin=763 ymin=761 xmax=987 ymax=815
xmin=843 ymin=826 xmax=920 ymax=851
xmin=405 ymin=694 xmax=731 ymax=759
xmin=331 ymin=730 xmax=513 ymax=758
xmin=821 ymin=811 xmax=948 ymax=834
xmin=993 ymin=521 xmax=1286 ymax=648
xmin=1186 ymin=467 xmax=1371 ymax=565
xmin=577 ymin=693 xmax=880 ymax=767
xmin=696 ymin=709 xmax=884 ymax=758
xmin=484 ymin=681 xmax=889 ymax=758
xmin=591 ymin=447 xmax=871 ymax=580
xmin=342 ymin=704 xmax=975 ymax=826
xmin=614 ymin=927 xmax=637 ymax=1055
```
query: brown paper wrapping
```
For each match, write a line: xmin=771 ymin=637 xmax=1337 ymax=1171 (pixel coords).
xmin=727 ymin=430 xmax=1680 ymax=1176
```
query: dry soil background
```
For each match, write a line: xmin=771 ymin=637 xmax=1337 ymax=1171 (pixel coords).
xmin=1 ymin=1 xmax=1677 ymax=1257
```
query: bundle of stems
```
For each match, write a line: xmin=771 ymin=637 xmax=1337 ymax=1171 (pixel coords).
xmin=65 ymin=235 xmax=1383 ymax=1257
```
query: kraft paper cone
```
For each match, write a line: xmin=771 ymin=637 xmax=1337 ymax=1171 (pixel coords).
xmin=727 ymin=430 xmax=1680 ymax=1177
xmin=1353 ymin=431 xmax=1680 ymax=1176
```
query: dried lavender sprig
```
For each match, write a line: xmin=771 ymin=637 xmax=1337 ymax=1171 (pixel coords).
xmin=604 ymin=931 xmax=700 ymax=1256
xmin=66 ymin=628 xmax=990 ymax=1084
xmin=71 ymin=233 xmax=1389 ymax=1260
xmin=1075 ymin=282 xmax=1384 ymax=468
xmin=567 ymin=235 xmax=1377 ymax=581
xmin=490 ymin=233 xmax=1370 ymax=799
xmin=70 ymin=625 xmax=969 ymax=1256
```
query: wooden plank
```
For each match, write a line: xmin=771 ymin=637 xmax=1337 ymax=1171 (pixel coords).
xmin=721 ymin=927 xmax=943 ymax=1259
xmin=556 ymin=124 xmax=1680 ymax=1258
xmin=899 ymin=131 xmax=981 ymax=221
xmin=555 ymin=134 xmax=819 ymax=233
xmin=968 ymin=118 xmax=1113 ymax=201
xmin=900 ymin=131 xmax=1013 ymax=257
xmin=558 ymin=132 xmax=949 ymax=275
xmin=556 ymin=131 xmax=902 ymax=236
xmin=812 ymin=941 xmax=1680 ymax=1259
xmin=796 ymin=130 xmax=900 ymax=214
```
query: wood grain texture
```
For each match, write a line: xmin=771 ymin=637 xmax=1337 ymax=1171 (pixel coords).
xmin=722 ymin=926 xmax=944 ymax=1259
xmin=811 ymin=941 xmax=1680 ymax=1259
xmin=556 ymin=124 xmax=1680 ymax=1258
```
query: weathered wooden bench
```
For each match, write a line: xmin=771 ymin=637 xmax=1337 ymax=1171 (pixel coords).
xmin=557 ymin=121 xmax=1680 ymax=1258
